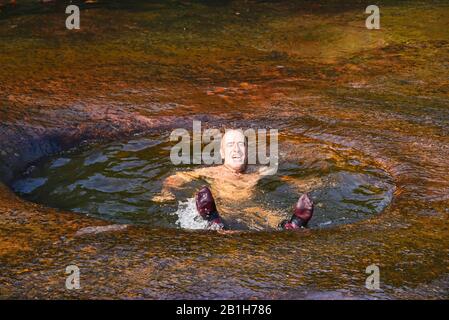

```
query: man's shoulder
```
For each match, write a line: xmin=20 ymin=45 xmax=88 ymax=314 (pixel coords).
xmin=191 ymin=165 xmax=272 ymax=176
xmin=255 ymin=165 xmax=277 ymax=176
xmin=245 ymin=165 xmax=269 ymax=175
xmin=192 ymin=165 xmax=221 ymax=176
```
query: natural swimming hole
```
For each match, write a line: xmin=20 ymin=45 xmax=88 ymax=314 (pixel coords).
xmin=11 ymin=132 xmax=395 ymax=231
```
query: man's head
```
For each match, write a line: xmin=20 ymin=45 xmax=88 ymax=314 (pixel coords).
xmin=220 ymin=129 xmax=247 ymax=173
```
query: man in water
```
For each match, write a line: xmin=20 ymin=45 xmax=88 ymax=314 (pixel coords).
xmin=153 ymin=129 xmax=314 ymax=231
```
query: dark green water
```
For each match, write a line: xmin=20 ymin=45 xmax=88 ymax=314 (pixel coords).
xmin=12 ymin=132 xmax=395 ymax=230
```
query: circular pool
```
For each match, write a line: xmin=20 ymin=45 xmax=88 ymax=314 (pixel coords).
xmin=12 ymin=132 xmax=395 ymax=231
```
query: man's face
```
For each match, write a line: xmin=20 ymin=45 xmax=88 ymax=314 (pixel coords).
xmin=221 ymin=130 xmax=247 ymax=173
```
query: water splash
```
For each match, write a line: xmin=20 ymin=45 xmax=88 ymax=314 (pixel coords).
xmin=173 ymin=198 xmax=209 ymax=230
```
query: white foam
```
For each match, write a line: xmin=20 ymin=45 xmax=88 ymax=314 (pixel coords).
xmin=173 ymin=198 xmax=209 ymax=230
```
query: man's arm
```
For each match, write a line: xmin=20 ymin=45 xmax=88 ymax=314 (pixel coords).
xmin=152 ymin=171 xmax=196 ymax=202
xmin=152 ymin=167 xmax=212 ymax=202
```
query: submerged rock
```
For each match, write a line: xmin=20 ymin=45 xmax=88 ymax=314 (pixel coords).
xmin=74 ymin=224 xmax=128 ymax=237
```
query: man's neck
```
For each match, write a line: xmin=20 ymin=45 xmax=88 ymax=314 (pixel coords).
xmin=223 ymin=164 xmax=246 ymax=175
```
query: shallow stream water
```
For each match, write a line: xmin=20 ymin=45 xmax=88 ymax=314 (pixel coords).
xmin=1 ymin=0 xmax=448 ymax=299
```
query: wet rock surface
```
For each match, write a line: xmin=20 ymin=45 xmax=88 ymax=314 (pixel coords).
xmin=0 ymin=0 xmax=448 ymax=299
xmin=74 ymin=224 xmax=129 ymax=237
